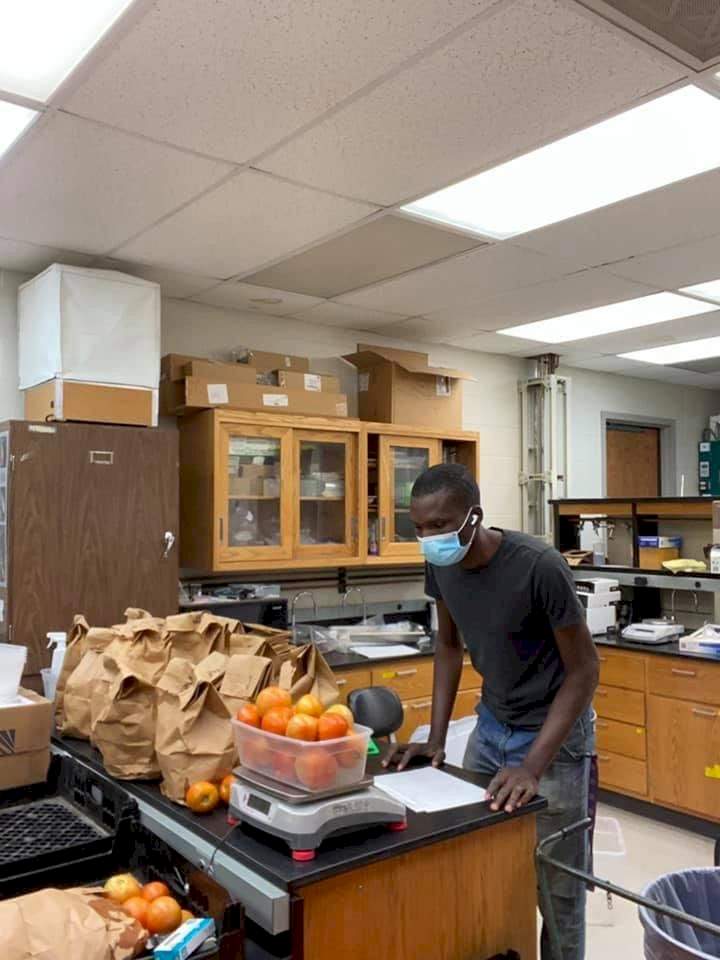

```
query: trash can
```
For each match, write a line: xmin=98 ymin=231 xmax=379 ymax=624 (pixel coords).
xmin=639 ymin=868 xmax=720 ymax=959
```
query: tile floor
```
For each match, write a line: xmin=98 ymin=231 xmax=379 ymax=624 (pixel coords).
xmin=584 ymin=802 xmax=715 ymax=959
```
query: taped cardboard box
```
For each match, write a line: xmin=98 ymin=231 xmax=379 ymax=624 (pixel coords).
xmin=235 ymin=348 xmax=309 ymax=374
xmin=277 ymin=370 xmax=340 ymax=393
xmin=343 ymin=343 xmax=474 ymax=430
xmin=161 ymin=353 xmax=204 ymax=382
xmin=0 ymin=689 xmax=53 ymax=789
xmin=183 ymin=359 xmax=257 ymax=384
xmin=24 ymin=379 xmax=158 ymax=427
xmin=167 ymin=377 xmax=348 ymax=418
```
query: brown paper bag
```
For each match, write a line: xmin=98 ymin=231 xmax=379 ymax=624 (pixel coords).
xmin=59 ymin=626 xmax=117 ymax=739
xmin=53 ymin=614 xmax=89 ymax=728
xmin=105 ymin=617 xmax=170 ymax=682
xmin=164 ymin=611 xmax=235 ymax=663
xmin=0 ymin=886 xmax=147 ymax=960
xmin=156 ymin=652 xmax=236 ymax=802
xmin=220 ymin=653 xmax=273 ymax=716
xmin=228 ymin=623 xmax=294 ymax=678
xmin=279 ymin=643 xmax=339 ymax=707
xmin=123 ymin=607 xmax=156 ymax=622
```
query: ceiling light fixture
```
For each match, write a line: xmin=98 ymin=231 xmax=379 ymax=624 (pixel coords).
xmin=620 ymin=336 xmax=720 ymax=365
xmin=0 ymin=100 xmax=38 ymax=159
xmin=401 ymin=86 xmax=720 ymax=239
xmin=679 ymin=278 xmax=720 ymax=303
xmin=0 ymin=0 xmax=136 ymax=101
xmin=497 ymin=292 xmax=716 ymax=344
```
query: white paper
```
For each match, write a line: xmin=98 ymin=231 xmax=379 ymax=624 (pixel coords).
xmin=435 ymin=376 xmax=451 ymax=397
xmin=358 ymin=372 xmax=370 ymax=392
xmin=263 ymin=393 xmax=289 ymax=407
xmin=349 ymin=644 xmax=419 ymax=659
xmin=304 ymin=373 xmax=322 ymax=392
xmin=207 ymin=383 xmax=229 ymax=404
xmin=374 ymin=767 xmax=486 ymax=813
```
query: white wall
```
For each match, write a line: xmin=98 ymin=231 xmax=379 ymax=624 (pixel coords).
xmin=0 ymin=270 xmax=27 ymax=422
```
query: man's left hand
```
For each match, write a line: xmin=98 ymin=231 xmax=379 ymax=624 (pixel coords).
xmin=487 ymin=764 xmax=539 ymax=813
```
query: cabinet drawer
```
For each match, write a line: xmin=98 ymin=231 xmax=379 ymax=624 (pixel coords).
xmin=333 ymin=668 xmax=372 ymax=704
xmin=647 ymin=657 xmax=720 ymax=707
xmin=597 ymin=751 xmax=647 ymax=796
xmin=594 ymin=685 xmax=645 ymax=725
xmin=459 ymin=656 xmax=482 ymax=692
xmin=398 ymin=696 xmax=433 ymax=742
xmin=453 ymin=687 xmax=482 ymax=721
xmin=372 ymin=659 xmax=434 ymax=700
xmin=597 ymin=649 xmax=645 ymax=691
xmin=595 ymin=717 xmax=646 ymax=760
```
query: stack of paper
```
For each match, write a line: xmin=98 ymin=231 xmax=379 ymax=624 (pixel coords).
xmin=349 ymin=644 xmax=418 ymax=659
xmin=374 ymin=767 xmax=487 ymax=813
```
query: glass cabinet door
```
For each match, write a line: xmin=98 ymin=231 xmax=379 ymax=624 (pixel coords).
xmin=0 ymin=431 xmax=7 ymax=589
xmin=218 ymin=425 xmax=293 ymax=561
xmin=379 ymin=436 xmax=442 ymax=557
xmin=295 ymin=431 xmax=357 ymax=559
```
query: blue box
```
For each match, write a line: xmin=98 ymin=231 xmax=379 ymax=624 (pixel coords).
xmin=153 ymin=918 xmax=215 ymax=960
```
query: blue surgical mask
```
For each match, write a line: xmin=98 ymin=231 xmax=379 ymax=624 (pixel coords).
xmin=418 ymin=507 xmax=479 ymax=566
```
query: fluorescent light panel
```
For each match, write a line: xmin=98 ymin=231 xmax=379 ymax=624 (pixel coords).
xmin=498 ymin=292 xmax=716 ymax=344
xmin=401 ymin=86 xmax=720 ymax=239
xmin=0 ymin=101 xmax=38 ymax=159
xmin=680 ymin=278 xmax=720 ymax=304
xmin=620 ymin=336 xmax=720 ymax=365
xmin=0 ymin=0 xmax=136 ymax=101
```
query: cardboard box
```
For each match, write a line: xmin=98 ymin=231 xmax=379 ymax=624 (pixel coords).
xmin=168 ymin=378 xmax=348 ymax=418
xmin=183 ymin=360 xmax=257 ymax=384
xmin=235 ymin=349 xmax=309 ymax=374
xmin=25 ymin=379 xmax=157 ymax=427
xmin=639 ymin=546 xmax=681 ymax=569
xmin=229 ymin=476 xmax=263 ymax=497
xmin=277 ymin=370 xmax=340 ymax=393
xmin=343 ymin=344 xmax=473 ymax=430
xmin=0 ymin=688 xmax=53 ymax=790
xmin=161 ymin=354 xmax=204 ymax=382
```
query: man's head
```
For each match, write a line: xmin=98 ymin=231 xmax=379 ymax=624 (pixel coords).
xmin=410 ymin=464 xmax=482 ymax=546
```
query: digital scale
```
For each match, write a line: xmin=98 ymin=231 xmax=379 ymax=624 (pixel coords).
xmin=621 ymin=619 xmax=685 ymax=645
xmin=229 ymin=767 xmax=407 ymax=861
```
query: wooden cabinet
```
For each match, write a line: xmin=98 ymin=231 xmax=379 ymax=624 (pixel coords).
xmin=377 ymin=436 xmax=442 ymax=559
xmin=453 ymin=687 xmax=482 ymax=720
xmin=594 ymin=685 xmax=645 ymax=726
xmin=333 ymin=668 xmax=372 ymax=704
xmin=594 ymin=649 xmax=648 ymax=797
xmin=595 ymin=717 xmax=646 ymax=760
xmin=398 ymin=696 xmax=433 ymax=742
xmin=371 ymin=659 xmax=434 ymax=700
xmin=647 ymin=656 xmax=720 ymax=707
xmin=597 ymin=649 xmax=645 ymax=691
xmin=648 ymin=694 xmax=720 ymax=821
xmin=597 ymin=752 xmax=648 ymax=797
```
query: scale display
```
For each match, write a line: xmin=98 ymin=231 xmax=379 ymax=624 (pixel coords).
xmin=247 ymin=793 xmax=272 ymax=816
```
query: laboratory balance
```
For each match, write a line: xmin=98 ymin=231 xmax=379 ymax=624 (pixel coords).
xmin=621 ymin=619 xmax=685 ymax=645
xmin=229 ymin=768 xmax=407 ymax=861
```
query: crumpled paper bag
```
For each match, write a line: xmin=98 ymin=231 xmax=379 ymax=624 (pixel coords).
xmin=53 ymin=614 xmax=90 ymax=729
xmin=279 ymin=643 xmax=339 ymax=708
xmin=228 ymin=623 xmax=293 ymax=679
xmin=156 ymin=652 xmax=236 ymax=802
xmin=164 ymin=611 xmax=236 ymax=663
xmin=104 ymin=616 xmax=170 ymax=681
xmin=59 ymin=626 xmax=117 ymax=739
xmin=219 ymin=653 xmax=273 ymax=717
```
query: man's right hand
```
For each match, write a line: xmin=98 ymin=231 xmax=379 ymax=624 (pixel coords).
xmin=381 ymin=740 xmax=446 ymax=771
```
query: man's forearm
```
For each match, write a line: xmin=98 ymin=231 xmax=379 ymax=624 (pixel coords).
xmin=523 ymin=667 xmax=597 ymax=779
xmin=428 ymin=641 xmax=464 ymax=745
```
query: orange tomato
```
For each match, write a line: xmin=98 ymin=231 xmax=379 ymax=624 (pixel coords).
xmin=185 ymin=780 xmax=220 ymax=814
xmin=286 ymin=713 xmax=319 ymax=741
xmin=145 ymin=896 xmax=183 ymax=935
xmin=336 ymin=742 xmax=366 ymax=769
xmin=294 ymin=694 xmax=323 ymax=718
xmin=243 ymin=739 xmax=273 ymax=773
xmin=236 ymin=703 xmax=261 ymax=728
xmin=104 ymin=873 xmax=142 ymax=903
xmin=141 ymin=881 xmax=170 ymax=902
xmin=256 ymin=686 xmax=292 ymax=718
xmin=261 ymin=705 xmax=293 ymax=736
xmin=219 ymin=774 xmax=234 ymax=805
xmin=325 ymin=703 xmax=354 ymax=730
xmin=317 ymin=713 xmax=348 ymax=741
xmin=180 ymin=909 xmax=194 ymax=924
xmin=271 ymin=752 xmax=297 ymax=782
xmin=123 ymin=896 xmax=149 ymax=926
xmin=295 ymin=749 xmax=338 ymax=790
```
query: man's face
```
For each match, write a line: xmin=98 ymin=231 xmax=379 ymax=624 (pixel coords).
xmin=410 ymin=490 xmax=474 ymax=540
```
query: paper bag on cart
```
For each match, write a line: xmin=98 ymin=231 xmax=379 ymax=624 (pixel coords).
xmin=164 ymin=611 xmax=236 ymax=663
xmin=91 ymin=655 xmax=160 ymax=779
xmin=156 ymin=652 xmax=236 ymax=802
xmin=279 ymin=643 xmax=339 ymax=707
xmin=228 ymin=623 xmax=293 ymax=677
xmin=0 ymin=886 xmax=147 ymax=960
xmin=59 ymin=626 xmax=116 ymax=739
xmin=105 ymin=616 xmax=170 ymax=680
xmin=220 ymin=653 xmax=273 ymax=716
xmin=53 ymin=614 xmax=89 ymax=729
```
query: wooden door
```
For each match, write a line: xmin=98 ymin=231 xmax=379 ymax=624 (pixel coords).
xmin=9 ymin=422 xmax=178 ymax=678
xmin=606 ymin=423 xmax=660 ymax=497
xmin=293 ymin=430 xmax=359 ymax=561
xmin=378 ymin=436 xmax=442 ymax=558
xmin=648 ymin=694 xmax=720 ymax=820
xmin=216 ymin=422 xmax=293 ymax=564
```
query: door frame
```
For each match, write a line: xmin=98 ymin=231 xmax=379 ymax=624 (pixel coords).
xmin=601 ymin=413 xmax=677 ymax=497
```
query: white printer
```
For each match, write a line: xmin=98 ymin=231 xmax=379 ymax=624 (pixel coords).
xmin=575 ymin=578 xmax=620 ymax=635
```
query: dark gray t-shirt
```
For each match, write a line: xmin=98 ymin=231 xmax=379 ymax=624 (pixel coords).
xmin=425 ymin=528 xmax=584 ymax=729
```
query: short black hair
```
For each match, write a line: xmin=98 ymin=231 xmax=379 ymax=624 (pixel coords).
xmin=411 ymin=463 xmax=480 ymax=511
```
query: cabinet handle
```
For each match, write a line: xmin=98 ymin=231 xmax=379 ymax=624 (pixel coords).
xmin=411 ymin=700 xmax=432 ymax=710
xmin=598 ymin=755 xmax=611 ymax=762
xmin=381 ymin=517 xmax=387 ymax=540
xmin=671 ymin=668 xmax=697 ymax=677
xmin=336 ymin=678 xmax=347 ymax=687
xmin=598 ymin=656 xmax=607 ymax=662
xmin=692 ymin=707 xmax=717 ymax=718
xmin=596 ymin=721 xmax=608 ymax=729
xmin=395 ymin=669 xmax=417 ymax=678
xmin=219 ymin=517 xmax=224 ymax=543
xmin=595 ymin=689 xmax=608 ymax=697
xmin=474 ymin=691 xmax=482 ymax=700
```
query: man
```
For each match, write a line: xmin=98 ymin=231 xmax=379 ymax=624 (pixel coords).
xmin=385 ymin=463 xmax=598 ymax=960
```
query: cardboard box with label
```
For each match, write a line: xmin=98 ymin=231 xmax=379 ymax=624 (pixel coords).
xmin=277 ymin=371 xmax=340 ymax=393
xmin=25 ymin=379 xmax=158 ymax=427
xmin=343 ymin=344 xmax=473 ymax=430
xmin=165 ymin=378 xmax=348 ymax=418
xmin=235 ymin=349 xmax=309 ymax=374
xmin=0 ymin=689 xmax=53 ymax=790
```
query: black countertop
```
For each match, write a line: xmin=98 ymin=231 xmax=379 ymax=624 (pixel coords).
xmin=56 ymin=737 xmax=544 ymax=893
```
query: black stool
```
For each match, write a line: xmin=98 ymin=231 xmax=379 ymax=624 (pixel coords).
xmin=348 ymin=686 xmax=404 ymax=741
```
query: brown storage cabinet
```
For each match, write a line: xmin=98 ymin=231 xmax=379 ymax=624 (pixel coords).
xmin=0 ymin=421 xmax=178 ymax=682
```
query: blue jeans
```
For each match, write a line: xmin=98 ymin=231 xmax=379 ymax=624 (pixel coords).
xmin=463 ymin=703 xmax=595 ymax=960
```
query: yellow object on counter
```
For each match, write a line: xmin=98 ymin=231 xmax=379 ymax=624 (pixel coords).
xmin=661 ymin=558 xmax=707 ymax=573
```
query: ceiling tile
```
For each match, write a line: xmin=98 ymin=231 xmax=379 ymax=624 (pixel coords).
xmin=516 ymin=167 xmax=720 ymax=269
xmin=291 ymin=301 xmax=405 ymax=329
xmin=243 ymin=214 xmax=483 ymax=297
xmin=568 ymin=354 xmax=720 ymax=388
xmin=0 ymin=113 xmax=230 ymax=254
xmin=337 ymin=244 xmax=581 ymax=316
xmin=0 ymin=237 xmax=93 ymax=273
xmin=59 ymin=0 xmax=496 ymax=162
xmin=446 ymin=330 xmax=553 ymax=354
xmin=368 ymin=315 xmax=480 ymax=342
xmin=116 ymin=170 xmax=376 ymax=278
xmin=90 ymin=258 xmax=219 ymax=299
xmin=192 ymin=281 xmax=324 ymax=316
xmin=608 ymin=233 xmax=720 ymax=288
xmin=258 ymin=0 xmax=683 ymax=204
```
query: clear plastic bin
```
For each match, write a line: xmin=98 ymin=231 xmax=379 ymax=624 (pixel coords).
xmin=231 ymin=719 xmax=371 ymax=794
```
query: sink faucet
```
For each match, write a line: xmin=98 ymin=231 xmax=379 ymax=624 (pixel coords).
xmin=342 ymin=586 xmax=367 ymax=623
xmin=291 ymin=591 xmax=318 ymax=629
